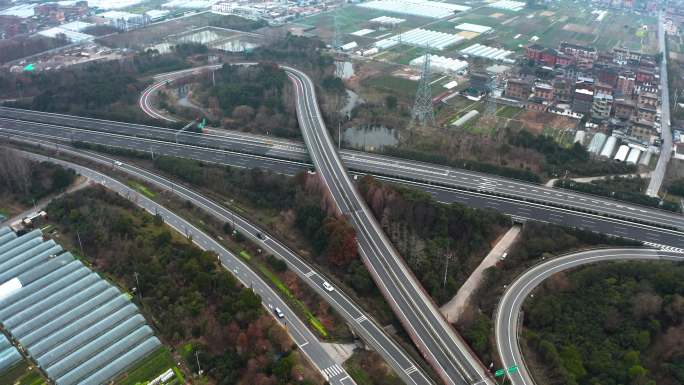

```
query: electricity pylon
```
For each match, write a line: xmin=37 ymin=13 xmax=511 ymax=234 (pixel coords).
xmin=411 ymin=47 xmax=435 ymax=127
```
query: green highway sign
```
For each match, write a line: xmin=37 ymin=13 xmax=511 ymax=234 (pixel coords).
xmin=494 ymin=369 xmax=505 ymax=377
xmin=23 ymin=63 xmax=35 ymax=72
xmin=508 ymin=365 xmax=519 ymax=373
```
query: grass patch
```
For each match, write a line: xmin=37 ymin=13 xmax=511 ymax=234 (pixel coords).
xmin=115 ymin=346 xmax=176 ymax=385
xmin=18 ymin=369 xmax=45 ymax=385
xmin=347 ymin=366 xmax=373 ymax=385
xmin=239 ymin=250 xmax=252 ymax=261
xmin=0 ymin=361 xmax=32 ymax=385
xmin=128 ymin=180 xmax=156 ymax=198
xmin=496 ymin=105 xmax=521 ymax=119
xmin=172 ymin=367 xmax=185 ymax=384
xmin=365 ymin=75 xmax=417 ymax=97
xmin=255 ymin=262 xmax=329 ymax=338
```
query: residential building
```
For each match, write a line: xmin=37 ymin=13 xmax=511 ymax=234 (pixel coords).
xmin=553 ymin=77 xmax=573 ymax=103
xmin=560 ymin=41 xmax=598 ymax=60
xmin=573 ymin=88 xmax=594 ymax=114
xmin=616 ymin=73 xmax=635 ymax=96
xmin=638 ymin=92 xmax=658 ymax=109
xmin=631 ymin=120 xmax=656 ymax=142
xmin=527 ymin=96 xmax=547 ymax=112
xmin=525 ymin=44 xmax=544 ymax=61
xmin=556 ymin=52 xmax=574 ymax=67
xmin=636 ymin=69 xmax=656 ymax=84
xmin=540 ymin=48 xmax=558 ymax=67
xmin=592 ymin=92 xmax=613 ymax=120
xmin=469 ymin=72 xmax=492 ymax=93
xmin=534 ymin=82 xmax=554 ymax=101
xmin=505 ymin=78 xmax=533 ymax=100
xmin=595 ymin=82 xmax=614 ymax=96
xmin=613 ymin=99 xmax=636 ymax=119
xmin=637 ymin=105 xmax=657 ymax=122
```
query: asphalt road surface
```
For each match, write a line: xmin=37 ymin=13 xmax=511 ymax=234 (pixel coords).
xmin=1 ymin=106 xmax=681 ymax=231
xmin=647 ymin=11 xmax=672 ymax=197
xmin=2 ymin=118 xmax=683 ymax=250
xmin=287 ymin=66 xmax=493 ymax=385
xmin=14 ymin=150 xmax=356 ymax=385
xmin=495 ymin=248 xmax=684 ymax=385
xmin=9 ymin=139 xmax=434 ymax=385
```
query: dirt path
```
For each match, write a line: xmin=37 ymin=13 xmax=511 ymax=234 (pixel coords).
xmin=440 ymin=225 xmax=521 ymax=323
xmin=545 ymin=171 xmax=653 ymax=187
xmin=1 ymin=176 xmax=90 ymax=228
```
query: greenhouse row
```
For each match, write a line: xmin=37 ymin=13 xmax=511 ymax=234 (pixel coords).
xmin=0 ymin=227 xmax=161 ymax=385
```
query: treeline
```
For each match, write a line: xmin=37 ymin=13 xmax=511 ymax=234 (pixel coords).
xmin=1 ymin=50 xmax=190 ymax=124
xmin=509 ymin=131 xmax=636 ymax=177
xmin=152 ymin=155 xmax=360 ymax=269
xmin=198 ymin=63 xmax=299 ymax=137
xmin=208 ymin=14 xmax=268 ymax=31
xmin=150 ymin=156 xmax=386 ymax=304
xmin=46 ymin=187 xmax=314 ymax=385
xmin=555 ymin=177 xmax=681 ymax=212
xmin=358 ymin=176 xmax=511 ymax=304
xmin=245 ymin=35 xmax=334 ymax=78
xmin=0 ymin=35 xmax=67 ymax=64
xmin=0 ymin=149 xmax=76 ymax=205
xmin=383 ymin=147 xmax=541 ymax=183
xmin=525 ymin=262 xmax=684 ymax=385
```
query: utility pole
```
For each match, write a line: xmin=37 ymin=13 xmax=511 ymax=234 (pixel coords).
xmin=134 ymin=271 xmax=142 ymax=300
xmin=195 ymin=350 xmax=203 ymax=376
xmin=442 ymin=246 xmax=453 ymax=289
xmin=411 ymin=45 xmax=435 ymax=127
xmin=76 ymin=230 xmax=85 ymax=258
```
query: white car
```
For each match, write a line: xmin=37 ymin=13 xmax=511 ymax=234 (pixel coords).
xmin=323 ymin=281 xmax=334 ymax=292
xmin=274 ymin=307 xmax=285 ymax=318
xmin=114 ymin=161 xmax=123 ymax=166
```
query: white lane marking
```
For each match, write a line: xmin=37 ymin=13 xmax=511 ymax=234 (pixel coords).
xmin=323 ymin=364 xmax=345 ymax=379
xmin=405 ymin=366 xmax=418 ymax=375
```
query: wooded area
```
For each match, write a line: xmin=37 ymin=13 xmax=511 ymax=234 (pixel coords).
xmin=509 ymin=130 xmax=636 ymax=177
xmin=525 ymin=262 xmax=684 ymax=385
xmin=555 ymin=176 xmax=681 ymax=212
xmin=1 ymin=50 xmax=190 ymax=124
xmin=0 ymin=35 xmax=68 ymax=64
xmin=192 ymin=63 xmax=299 ymax=137
xmin=358 ymin=176 xmax=511 ymax=304
xmin=46 ymin=187 xmax=319 ymax=385
xmin=460 ymin=222 xmax=640 ymax=366
xmin=0 ymin=148 xmax=76 ymax=205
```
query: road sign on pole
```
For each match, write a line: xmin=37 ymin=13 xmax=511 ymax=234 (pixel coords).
xmin=494 ymin=369 xmax=505 ymax=377
xmin=508 ymin=365 xmax=519 ymax=374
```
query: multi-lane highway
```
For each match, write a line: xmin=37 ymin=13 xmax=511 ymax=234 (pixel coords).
xmin=2 ymin=116 xmax=684 ymax=249
xmin=15 ymin=149 xmax=356 ymax=385
xmin=287 ymin=66 xmax=492 ymax=385
xmin=495 ymin=248 xmax=684 ymax=385
xmin=1 ymin=106 xmax=682 ymax=231
xmin=8 ymin=139 xmax=435 ymax=385
xmin=647 ymin=11 xmax=672 ymax=197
